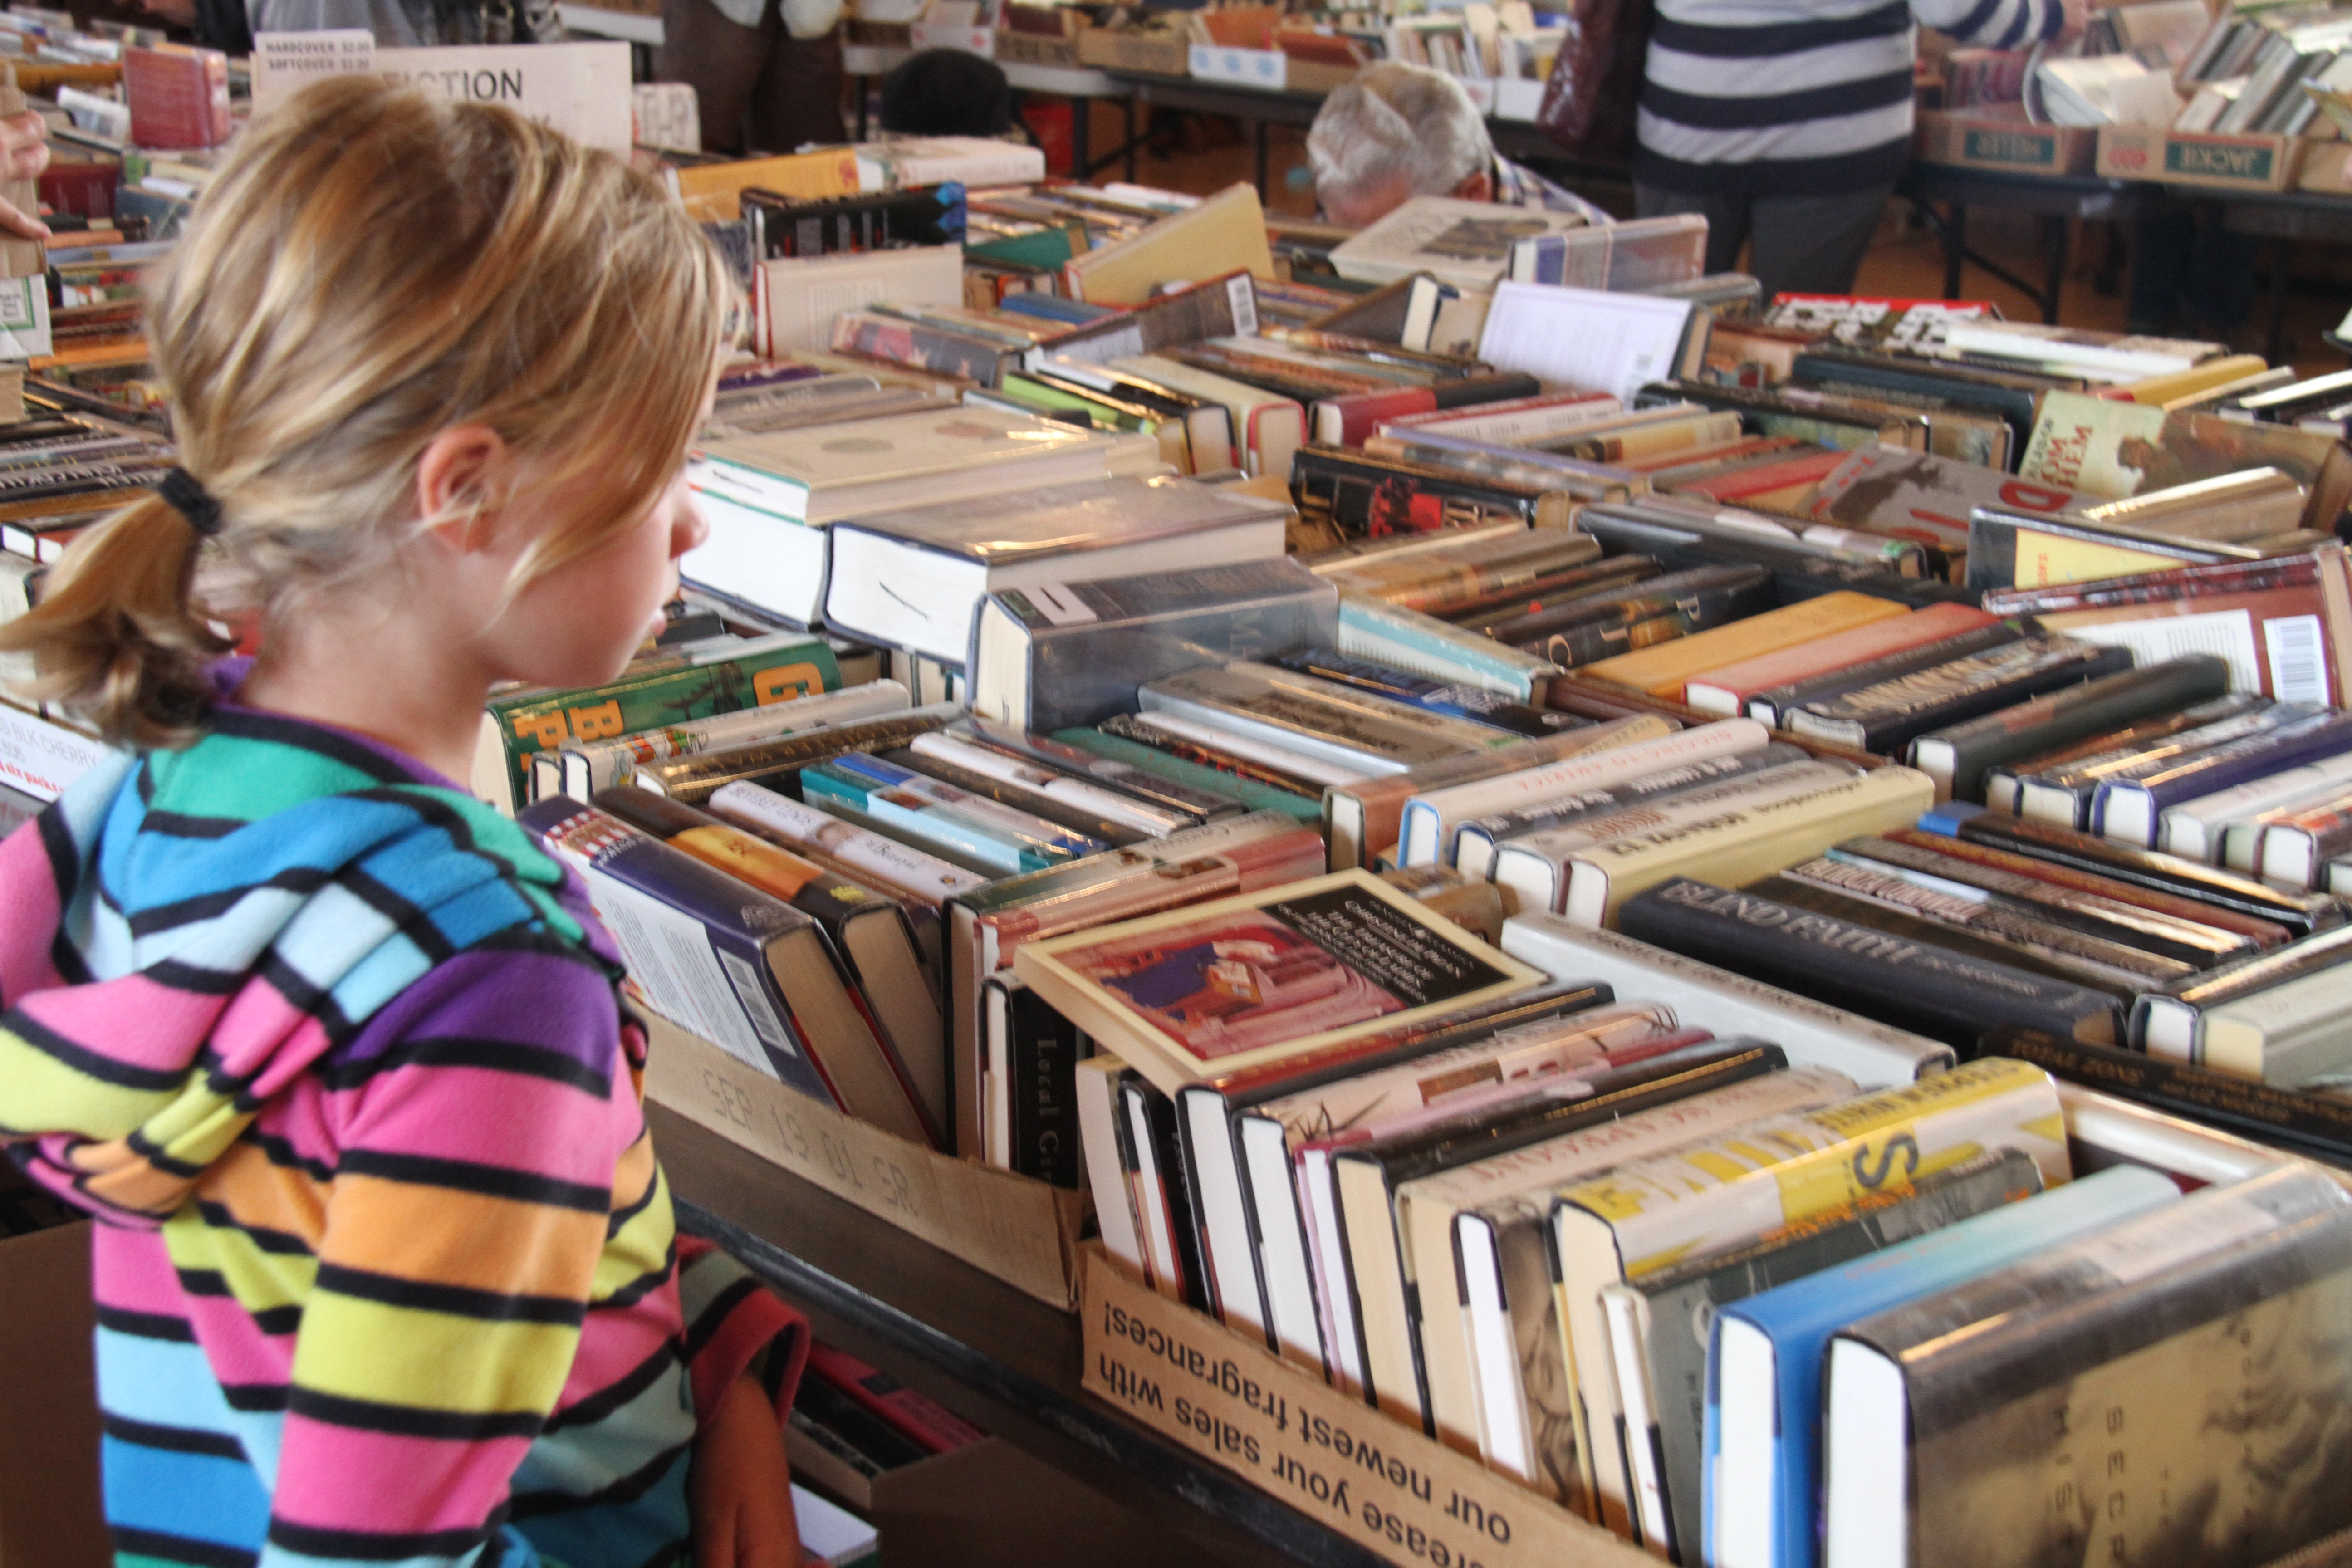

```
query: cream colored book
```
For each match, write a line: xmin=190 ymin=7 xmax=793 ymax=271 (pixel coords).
xmin=1544 ymin=1057 xmax=2069 ymax=1535
xmin=1109 ymin=352 xmax=1304 ymax=480
xmin=1011 ymin=868 xmax=1547 ymax=1097
xmin=1558 ymin=763 xmax=1936 ymax=927
xmin=1580 ymin=590 xmax=1911 ymax=701
xmin=1063 ymin=181 xmax=1275 ymax=306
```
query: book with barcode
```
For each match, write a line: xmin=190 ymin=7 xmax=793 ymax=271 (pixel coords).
xmin=518 ymin=797 xmax=941 ymax=1142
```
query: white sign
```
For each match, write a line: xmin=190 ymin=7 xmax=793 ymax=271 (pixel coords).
xmin=377 ymin=42 xmax=634 ymax=153
xmin=250 ymin=35 xmax=633 ymax=155
xmin=250 ymin=30 xmax=376 ymax=121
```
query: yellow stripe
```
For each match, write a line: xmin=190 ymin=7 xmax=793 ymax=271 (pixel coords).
xmin=0 ymin=1027 xmax=178 ymax=1137
xmin=163 ymin=1209 xmax=318 ymax=1313
xmin=293 ymin=1296 xmax=578 ymax=1416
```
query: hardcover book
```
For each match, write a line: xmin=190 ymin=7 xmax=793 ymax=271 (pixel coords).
xmin=1907 ymin=654 xmax=2234 ymax=803
xmin=2015 ymin=389 xmax=2352 ymax=532
xmin=1620 ymin=878 xmax=2126 ymax=1046
xmin=1580 ymin=591 xmax=1911 ymax=701
xmin=475 ymin=633 xmax=842 ymax=813
xmin=1783 ymin=635 xmax=2135 ymax=754
xmin=1821 ymin=1165 xmax=2352 ymax=1568
xmin=1329 ymin=195 xmax=1593 ymax=290
xmin=1546 ymin=1057 xmax=2071 ymax=1535
xmin=1011 ymin=868 xmax=1547 ymax=1097
xmin=823 ymin=475 xmax=1291 ymax=666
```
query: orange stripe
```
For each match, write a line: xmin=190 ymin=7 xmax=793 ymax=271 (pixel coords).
xmin=323 ymin=1174 xmax=607 ymax=1300
xmin=196 ymin=1144 xmax=330 ymax=1249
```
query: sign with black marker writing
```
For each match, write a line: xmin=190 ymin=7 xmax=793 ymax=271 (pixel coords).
xmin=251 ymin=34 xmax=631 ymax=153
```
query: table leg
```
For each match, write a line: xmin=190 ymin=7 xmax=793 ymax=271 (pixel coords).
xmin=1944 ymin=202 xmax=1965 ymax=300
xmin=2040 ymin=214 xmax=2067 ymax=325
xmin=1253 ymin=118 xmax=1269 ymax=200
xmin=2265 ymin=236 xmax=2291 ymax=367
xmin=1071 ymin=94 xmax=1089 ymax=181
xmin=1122 ymin=97 xmax=1137 ymax=183
xmin=853 ymin=74 xmax=870 ymax=142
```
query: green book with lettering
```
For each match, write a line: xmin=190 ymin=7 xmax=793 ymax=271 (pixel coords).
xmin=472 ymin=632 xmax=840 ymax=813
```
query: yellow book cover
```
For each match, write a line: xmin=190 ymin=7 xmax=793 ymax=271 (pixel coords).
xmin=1547 ymin=1056 xmax=2066 ymax=1528
xmin=2119 ymin=352 xmax=2268 ymax=406
xmin=1063 ymin=182 xmax=1276 ymax=306
xmin=1578 ymin=590 xmax=1908 ymax=700
xmin=1560 ymin=763 xmax=1936 ymax=927
xmin=669 ymin=149 xmax=862 ymax=222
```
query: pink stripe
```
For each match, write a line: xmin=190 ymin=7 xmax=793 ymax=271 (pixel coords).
xmin=16 ymin=974 xmax=224 ymax=1074
xmin=90 ymin=1228 xmax=177 ymax=1314
xmin=250 ymin=1084 xmax=342 ymax=1171
xmin=269 ymin=1416 xmax=534 ymax=1532
xmin=213 ymin=987 xmax=333 ymax=1088
xmin=690 ymin=1292 xmax=802 ymax=1428
xmin=332 ymin=1063 xmax=632 ymax=1187
xmin=554 ymin=1308 xmax=674 ymax=1410
xmin=0 ymin=822 xmax=63 ymax=1002
xmin=179 ymin=1297 xmax=296 ymax=1387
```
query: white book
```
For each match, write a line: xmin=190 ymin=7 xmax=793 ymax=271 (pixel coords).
xmin=1500 ymin=911 xmax=1955 ymax=1085
xmin=853 ymin=134 xmax=1046 ymax=190
xmin=1075 ymin=1057 xmax=1146 ymax=1281
xmin=1491 ymin=756 xmax=1861 ymax=916
xmin=758 ymin=242 xmax=963 ymax=355
xmin=1939 ymin=320 xmax=2221 ymax=382
xmin=2159 ymin=749 xmax=2352 ymax=862
xmin=1475 ymin=280 xmax=1696 ymax=404
xmin=1398 ymin=718 xmax=1767 ymax=868
xmin=698 ymin=404 xmax=1153 ymax=525
xmin=2200 ymin=964 xmax=2352 ymax=1084
xmin=822 ymin=475 xmax=1286 ymax=665
xmin=1328 ymin=194 xmax=1591 ymax=291
xmin=0 ymin=698 xmax=118 ymax=803
xmin=1377 ymin=392 xmax=1624 ymax=446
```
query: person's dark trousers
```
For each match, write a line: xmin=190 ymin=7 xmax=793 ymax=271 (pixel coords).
xmin=660 ymin=0 xmax=848 ymax=155
xmin=1633 ymin=182 xmax=1895 ymax=299
xmin=2127 ymin=207 xmax=2259 ymax=338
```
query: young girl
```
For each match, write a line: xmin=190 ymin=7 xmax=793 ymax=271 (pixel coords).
xmin=0 ymin=78 xmax=807 ymax=1568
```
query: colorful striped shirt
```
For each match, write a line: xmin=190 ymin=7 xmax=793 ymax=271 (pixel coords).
xmin=0 ymin=694 xmax=802 ymax=1568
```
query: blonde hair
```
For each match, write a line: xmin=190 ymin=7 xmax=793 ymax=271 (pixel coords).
xmin=2 ymin=76 xmax=735 ymax=749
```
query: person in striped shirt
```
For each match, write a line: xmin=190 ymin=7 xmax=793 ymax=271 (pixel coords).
xmin=0 ymin=78 xmax=808 ymax=1568
xmin=1633 ymin=0 xmax=2084 ymax=297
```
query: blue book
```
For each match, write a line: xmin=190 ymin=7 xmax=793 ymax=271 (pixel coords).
xmin=823 ymin=750 xmax=1107 ymax=859
xmin=1700 ymin=1164 xmax=2181 ymax=1568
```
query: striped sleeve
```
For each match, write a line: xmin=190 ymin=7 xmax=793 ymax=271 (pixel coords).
xmin=1910 ymin=0 xmax=2058 ymax=51
xmin=260 ymin=944 xmax=633 ymax=1568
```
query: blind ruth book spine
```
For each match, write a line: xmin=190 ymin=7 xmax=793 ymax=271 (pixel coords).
xmin=1011 ymin=867 xmax=1545 ymax=1098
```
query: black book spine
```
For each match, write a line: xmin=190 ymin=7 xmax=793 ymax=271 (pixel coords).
xmin=1749 ymin=872 xmax=2138 ymax=998
xmin=1006 ymin=988 xmax=1085 ymax=1188
xmin=1912 ymin=655 xmax=2236 ymax=804
xmin=1973 ymin=1025 xmax=2352 ymax=1166
xmin=1618 ymin=878 xmax=2124 ymax=1049
xmin=1854 ymin=645 xmax=2136 ymax=755
xmin=1291 ymin=450 xmax=1546 ymax=539
xmin=1946 ymin=811 xmax=2347 ymax=936
xmin=1430 ymin=371 xmax=1544 ymax=409
xmin=1485 ymin=564 xmax=1777 ymax=648
xmin=1750 ymin=621 xmax=2026 ymax=725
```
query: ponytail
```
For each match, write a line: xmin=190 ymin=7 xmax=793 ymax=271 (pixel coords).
xmin=0 ymin=494 xmax=229 ymax=750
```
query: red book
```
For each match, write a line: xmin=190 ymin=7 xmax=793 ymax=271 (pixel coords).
xmin=804 ymin=1343 xmax=986 ymax=1455
xmin=124 ymin=44 xmax=232 ymax=150
xmin=1671 ymin=447 xmax=1852 ymax=501
xmin=1310 ymin=384 xmax=1436 ymax=447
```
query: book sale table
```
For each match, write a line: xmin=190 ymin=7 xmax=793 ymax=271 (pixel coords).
xmin=654 ymin=1105 xmax=1390 ymax=1568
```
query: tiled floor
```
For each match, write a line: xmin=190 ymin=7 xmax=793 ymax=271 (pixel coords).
xmin=1068 ymin=100 xmax=2352 ymax=379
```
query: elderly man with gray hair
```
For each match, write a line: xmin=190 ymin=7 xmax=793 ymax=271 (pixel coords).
xmin=1306 ymin=62 xmax=1612 ymax=229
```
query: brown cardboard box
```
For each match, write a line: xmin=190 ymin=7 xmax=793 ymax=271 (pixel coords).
xmin=2299 ymin=139 xmax=2352 ymax=193
xmin=642 ymin=1015 xmax=1089 ymax=1310
xmin=2097 ymin=123 xmax=2308 ymax=191
xmin=1914 ymin=105 xmax=2097 ymax=176
xmin=1082 ymin=1247 xmax=1654 ymax=1568
xmin=791 ymin=1431 xmax=1220 ymax=1568
xmin=1075 ymin=23 xmax=1191 ymax=75
xmin=0 ymin=1224 xmax=106 ymax=1568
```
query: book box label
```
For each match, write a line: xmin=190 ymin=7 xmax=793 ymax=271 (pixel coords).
xmin=1082 ymin=1250 xmax=1645 ymax=1568
xmin=1963 ymin=127 xmax=2055 ymax=168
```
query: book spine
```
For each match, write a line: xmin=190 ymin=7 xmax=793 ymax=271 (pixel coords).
xmin=1007 ymin=985 xmax=1086 ymax=1187
xmin=1793 ymin=642 xmax=2136 ymax=754
xmin=1313 ymin=385 xmax=1437 ymax=447
xmin=1619 ymin=878 xmax=2123 ymax=1046
xmin=1908 ymin=655 xmax=2235 ymax=805
xmin=1981 ymin=1026 xmax=2352 ymax=1160
xmin=1049 ymin=728 xmax=1321 ymax=822
xmin=1264 ymin=647 xmax=1584 ymax=739
xmin=706 ymin=780 xmax=987 ymax=908
xmin=806 ymin=1344 xmax=986 ymax=1454
xmin=2092 ymin=714 xmax=2352 ymax=847
xmin=1336 ymin=589 xmax=1564 ymax=702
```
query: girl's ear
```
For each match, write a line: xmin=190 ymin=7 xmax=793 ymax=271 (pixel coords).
xmin=414 ymin=425 xmax=511 ymax=555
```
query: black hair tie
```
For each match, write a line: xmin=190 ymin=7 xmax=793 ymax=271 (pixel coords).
xmin=159 ymin=467 xmax=224 ymax=537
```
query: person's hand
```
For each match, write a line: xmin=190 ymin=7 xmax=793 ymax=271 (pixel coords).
xmin=0 ymin=110 xmax=49 ymax=242
xmin=691 ymin=1373 xmax=804 ymax=1568
xmin=2052 ymin=0 xmax=2091 ymax=48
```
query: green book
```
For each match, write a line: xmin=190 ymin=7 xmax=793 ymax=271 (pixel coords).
xmin=473 ymin=632 xmax=840 ymax=812
xmin=1050 ymin=726 xmax=1320 ymax=823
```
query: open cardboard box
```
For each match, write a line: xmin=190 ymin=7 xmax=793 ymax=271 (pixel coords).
xmin=0 ymin=1223 xmax=107 ymax=1568
xmin=1914 ymin=103 xmax=2097 ymax=175
xmin=1075 ymin=20 xmax=1191 ymax=75
xmin=643 ymin=1014 xmax=1090 ymax=1310
xmin=1079 ymin=1085 xmax=2352 ymax=1568
xmin=2097 ymin=122 xmax=2309 ymax=191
